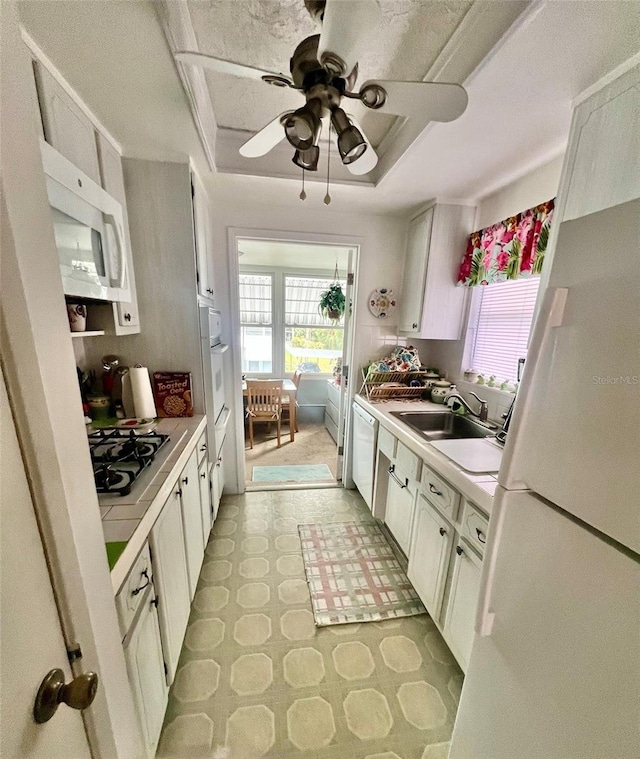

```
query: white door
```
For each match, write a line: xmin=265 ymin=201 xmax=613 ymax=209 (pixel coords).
xmin=442 ymin=539 xmax=482 ymax=672
xmin=123 ymin=588 xmax=168 ymax=758
xmin=336 ymin=248 xmax=355 ymax=481
xmin=0 ymin=370 xmax=92 ymax=758
xmin=179 ymin=450 xmax=205 ymax=598
xmin=449 ymin=488 xmax=640 ymax=759
xmin=398 ymin=208 xmax=432 ymax=333
xmin=150 ymin=488 xmax=191 ymax=685
xmin=500 ymin=199 xmax=640 ymax=552
xmin=408 ymin=496 xmax=453 ymax=621
xmin=385 ymin=470 xmax=416 ymax=554
xmin=199 ymin=456 xmax=212 ymax=547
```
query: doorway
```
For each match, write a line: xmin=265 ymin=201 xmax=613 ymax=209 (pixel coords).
xmin=232 ymin=237 xmax=358 ymax=490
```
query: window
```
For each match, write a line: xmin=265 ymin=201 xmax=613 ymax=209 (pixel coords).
xmin=284 ymin=276 xmax=345 ymax=374
xmin=469 ymin=277 xmax=541 ymax=382
xmin=239 ymin=274 xmax=272 ymax=374
xmin=239 ymin=270 xmax=346 ymax=376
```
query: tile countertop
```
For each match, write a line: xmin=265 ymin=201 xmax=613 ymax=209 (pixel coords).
xmin=354 ymin=396 xmax=500 ymax=515
xmin=101 ymin=415 xmax=207 ymax=594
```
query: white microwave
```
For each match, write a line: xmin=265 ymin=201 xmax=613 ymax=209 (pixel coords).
xmin=40 ymin=139 xmax=130 ymax=303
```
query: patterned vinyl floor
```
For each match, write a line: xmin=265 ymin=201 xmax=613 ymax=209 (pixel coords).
xmin=158 ymin=488 xmax=463 ymax=759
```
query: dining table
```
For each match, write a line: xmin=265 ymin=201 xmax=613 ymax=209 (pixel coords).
xmin=242 ymin=379 xmax=297 ymax=440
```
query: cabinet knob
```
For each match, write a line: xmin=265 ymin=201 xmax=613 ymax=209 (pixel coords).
xmin=439 ymin=527 xmax=446 ymax=537
xmin=176 ymin=489 xmax=182 ymax=497
xmin=200 ymin=472 xmax=206 ymax=479
xmin=456 ymin=545 xmax=464 ymax=556
xmin=412 ymin=322 xmax=418 ymax=329
xmin=200 ymin=444 xmax=207 ymax=451
xmin=123 ymin=312 xmax=131 ymax=322
xmin=151 ymin=596 xmax=159 ymax=609
xmin=182 ymin=476 xmax=189 ymax=485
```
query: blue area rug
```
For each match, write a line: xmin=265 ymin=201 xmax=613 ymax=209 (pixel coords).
xmin=252 ymin=464 xmax=334 ymax=482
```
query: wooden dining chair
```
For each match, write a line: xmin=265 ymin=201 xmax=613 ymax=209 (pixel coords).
xmin=245 ymin=381 xmax=283 ymax=449
xmin=281 ymin=370 xmax=302 ymax=434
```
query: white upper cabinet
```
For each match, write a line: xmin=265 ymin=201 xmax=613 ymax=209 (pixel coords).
xmin=562 ymin=65 xmax=640 ymax=223
xmin=191 ymin=173 xmax=215 ymax=303
xmin=399 ymin=204 xmax=475 ymax=340
xmin=32 ymin=60 xmax=101 ymax=184
xmin=96 ymin=132 xmax=140 ymax=331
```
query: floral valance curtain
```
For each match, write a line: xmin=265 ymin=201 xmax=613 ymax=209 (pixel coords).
xmin=457 ymin=198 xmax=555 ymax=287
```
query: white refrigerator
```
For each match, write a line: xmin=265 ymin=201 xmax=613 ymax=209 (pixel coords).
xmin=449 ymin=158 xmax=640 ymax=755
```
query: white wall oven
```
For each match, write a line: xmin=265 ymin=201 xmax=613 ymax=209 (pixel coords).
xmin=41 ymin=139 xmax=130 ymax=302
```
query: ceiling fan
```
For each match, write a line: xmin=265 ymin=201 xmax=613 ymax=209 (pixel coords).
xmin=176 ymin=0 xmax=468 ymax=179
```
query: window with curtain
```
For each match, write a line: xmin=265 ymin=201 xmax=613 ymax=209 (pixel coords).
xmin=284 ymin=276 xmax=345 ymax=373
xmin=239 ymin=274 xmax=273 ymax=373
xmin=469 ymin=277 xmax=541 ymax=382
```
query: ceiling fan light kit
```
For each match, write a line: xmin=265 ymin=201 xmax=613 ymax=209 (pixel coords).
xmin=176 ymin=0 xmax=469 ymax=202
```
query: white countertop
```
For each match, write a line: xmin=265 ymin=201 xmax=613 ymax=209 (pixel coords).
xmin=354 ymin=396 xmax=501 ymax=516
xmin=100 ymin=415 xmax=207 ymax=593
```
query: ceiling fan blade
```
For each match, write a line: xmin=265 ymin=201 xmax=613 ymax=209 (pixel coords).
xmin=364 ymin=80 xmax=468 ymax=122
xmin=175 ymin=51 xmax=294 ymax=87
xmin=345 ymin=116 xmax=378 ymax=175
xmin=239 ymin=112 xmax=292 ymax=158
xmin=318 ymin=0 xmax=381 ymax=76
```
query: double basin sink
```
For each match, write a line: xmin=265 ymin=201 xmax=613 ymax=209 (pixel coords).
xmin=389 ymin=411 xmax=496 ymax=441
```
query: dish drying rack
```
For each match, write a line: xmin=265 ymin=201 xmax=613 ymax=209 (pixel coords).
xmin=360 ymin=369 xmax=435 ymax=401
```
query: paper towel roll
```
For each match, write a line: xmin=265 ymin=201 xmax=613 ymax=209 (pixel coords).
xmin=129 ymin=366 xmax=157 ymax=420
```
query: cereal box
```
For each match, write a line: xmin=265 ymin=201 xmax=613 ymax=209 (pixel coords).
xmin=152 ymin=372 xmax=193 ymax=417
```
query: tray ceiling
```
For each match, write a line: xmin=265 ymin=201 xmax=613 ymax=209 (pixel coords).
xmin=187 ymin=0 xmax=473 ymax=148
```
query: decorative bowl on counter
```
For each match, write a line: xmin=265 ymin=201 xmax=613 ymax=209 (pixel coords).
xmin=430 ymin=380 xmax=452 ymax=404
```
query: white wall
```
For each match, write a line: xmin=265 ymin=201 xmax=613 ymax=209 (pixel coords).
xmin=204 ymin=177 xmax=408 ymax=491
xmin=418 ymin=155 xmax=564 ymax=403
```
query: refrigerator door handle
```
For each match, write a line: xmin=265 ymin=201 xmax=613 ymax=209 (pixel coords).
xmin=475 ymin=490 xmax=508 ymax=638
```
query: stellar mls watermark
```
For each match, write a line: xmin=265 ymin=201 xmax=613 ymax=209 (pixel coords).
xmin=592 ymin=375 xmax=638 ymax=385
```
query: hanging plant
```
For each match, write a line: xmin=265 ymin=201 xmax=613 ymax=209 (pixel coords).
xmin=319 ymin=283 xmax=345 ymax=322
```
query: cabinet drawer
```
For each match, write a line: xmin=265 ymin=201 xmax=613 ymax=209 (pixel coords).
xmin=378 ymin=426 xmax=396 ymax=460
xmin=327 ymin=380 xmax=341 ymax=407
xmin=115 ymin=543 xmax=152 ymax=638
xmin=460 ymin=501 xmax=489 ymax=556
xmin=326 ymin=396 xmax=339 ymax=426
xmin=396 ymin=442 xmax=421 ymax=482
xmin=196 ymin=431 xmax=208 ymax=465
xmin=421 ymin=466 xmax=460 ymax=521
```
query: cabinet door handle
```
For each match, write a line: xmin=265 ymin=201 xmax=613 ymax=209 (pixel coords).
xmin=131 ymin=569 xmax=150 ymax=596
xmin=182 ymin=476 xmax=189 ymax=485
xmin=388 ymin=465 xmax=407 ymax=489
xmin=151 ymin=596 xmax=159 ymax=609
xmin=475 ymin=527 xmax=487 ymax=544
xmin=200 ymin=444 xmax=207 ymax=451
xmin=412 ymin=322 xmax=418 ymax=329
xmin=456 ymin=545 xmax=464 ymax=556
xmin=176 ymin=488 xmax=182 ymax=497
xmin=429 ymin=483 xmax=443 ymax=497
xmin=123 ymin=312 xmax=131 ymax=322
xmin=439 ymin=527 xmax=446 ymax=537
xmin=200 ymin=472 xmax=207 ymax=479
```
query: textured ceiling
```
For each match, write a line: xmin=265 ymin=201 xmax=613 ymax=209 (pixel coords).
xmin=187 ymin=0 xmax=473 ymax=147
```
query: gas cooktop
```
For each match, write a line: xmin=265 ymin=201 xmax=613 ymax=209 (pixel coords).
xmin=88 ymin=428 xmax=169 ymax=496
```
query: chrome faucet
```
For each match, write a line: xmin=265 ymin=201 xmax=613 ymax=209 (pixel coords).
xmin=446 ymin=391 xmax=489 ymax=422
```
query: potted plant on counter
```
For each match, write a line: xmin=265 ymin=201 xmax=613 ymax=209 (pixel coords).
xmin=319 ymin=283 xmax=346 ymax=322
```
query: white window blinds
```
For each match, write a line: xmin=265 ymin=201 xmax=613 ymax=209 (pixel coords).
xmin=239 ymin=274 xmax=272 ymax=325
xmin=470 ymin=277 xmax=541 ymax=381
xmin=285 ymin=276 xmax=346 ymax=327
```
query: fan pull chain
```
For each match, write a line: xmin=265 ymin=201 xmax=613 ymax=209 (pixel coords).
xmin=299 ymin=168 xmax=306 ymax=201
xmin=324 ymin=124 xmax=332 ymax=205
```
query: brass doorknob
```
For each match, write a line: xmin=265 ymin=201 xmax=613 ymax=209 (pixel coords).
xmin=34 ymin=669 xmax=98 ymax=723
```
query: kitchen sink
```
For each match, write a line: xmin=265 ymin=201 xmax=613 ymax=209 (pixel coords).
xmin=389 ymin=411 xmax=496 ymax=441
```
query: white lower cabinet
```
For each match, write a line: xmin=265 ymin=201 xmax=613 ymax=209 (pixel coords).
xmin=178 ymin=450 xmax=205 ymax=599
xmin=442 ymin=540 xmax=483 ymax=671
xmin=150 ymin=488 xmax=191 ymax=684
xmin=123 ymin=588 xmax=168 ymax=758
xmin=199 ymin=456 xmax=212 ymax=547
xmin=385 ymin=465 xmax=417 ymax=554
xmin=408 ymin=496 xmax=453 ymax=619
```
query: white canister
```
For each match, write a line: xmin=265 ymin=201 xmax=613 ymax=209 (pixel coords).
xmin=430 ymin=380 xmax=451 ymax=404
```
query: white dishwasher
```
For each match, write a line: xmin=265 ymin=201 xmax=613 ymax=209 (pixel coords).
xmin=352 ymin=402 xmax=378 ymax=510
